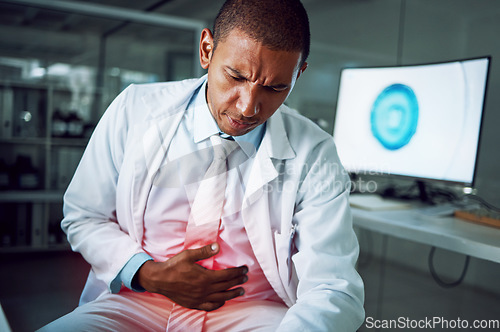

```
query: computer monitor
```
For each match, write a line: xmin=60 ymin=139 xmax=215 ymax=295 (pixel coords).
xmin=333 ymin=56 xmax=490 ymax=189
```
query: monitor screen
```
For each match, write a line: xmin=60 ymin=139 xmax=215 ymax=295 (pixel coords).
xmin=333 ymin=57 xmax=490 ymax=187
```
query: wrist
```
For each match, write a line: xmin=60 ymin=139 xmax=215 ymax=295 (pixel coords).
xmin=120 ymin=253 xmax=154 ymax=292
xmin=136 ymin=260 xmax=158 ymax=292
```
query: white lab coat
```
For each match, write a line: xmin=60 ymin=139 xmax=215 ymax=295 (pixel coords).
xmin=62 ymin=76 xmax=365 ymax=331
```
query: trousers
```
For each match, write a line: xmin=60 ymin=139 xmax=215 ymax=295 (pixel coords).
xmin=38 ymin=288 xmax=288 ymax=331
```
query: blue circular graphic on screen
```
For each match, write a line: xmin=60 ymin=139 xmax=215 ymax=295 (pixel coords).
xmin=371 ymin=83 xmax=419 ymax=150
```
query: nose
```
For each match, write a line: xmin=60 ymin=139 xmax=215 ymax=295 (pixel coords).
xmin=236 ymin=84 xmax=260 ymax=117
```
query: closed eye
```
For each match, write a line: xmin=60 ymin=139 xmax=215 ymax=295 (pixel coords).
xmin=225 ymin=67 xmax=246 ymax=82
xmin=266 ymin=85 xmax=289 ymax=93
xmin=230 ymin=75 xmax=245 ymax=82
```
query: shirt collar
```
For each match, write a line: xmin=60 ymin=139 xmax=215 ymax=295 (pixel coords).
xmin=191 ymin=80 xmax=265 ymax=157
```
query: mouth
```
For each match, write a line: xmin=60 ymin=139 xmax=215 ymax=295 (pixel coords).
xmin=226 ymin=114 xmax=257 ymax=131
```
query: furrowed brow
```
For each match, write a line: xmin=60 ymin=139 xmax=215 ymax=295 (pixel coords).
xmin=226 ymin=66 xmax=289 ymax=90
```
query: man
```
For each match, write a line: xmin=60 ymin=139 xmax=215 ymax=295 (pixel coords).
xmin=40 ymin=0 xmax=364 ymax=330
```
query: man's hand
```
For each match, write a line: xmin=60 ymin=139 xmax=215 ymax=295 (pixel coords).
xmin=136 ymin=243 xmax=248 ymax=311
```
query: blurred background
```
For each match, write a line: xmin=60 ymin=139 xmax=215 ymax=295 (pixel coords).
xmin=0 ymin=0 xmax=499 ymax=331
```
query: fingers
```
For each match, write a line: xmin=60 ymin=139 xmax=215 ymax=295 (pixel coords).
xmin=210 ymin=270 xmax=248 ymax=294
xmin=183 ymin=244 xmax=248 ymax=284
xmin=184 ymin=243 xmax=220 ymax=262
xmin=171 ymin=284 xmax=244 ymax=311
xmin=212 ymin=264 xmax=248 ymax=282
xmin=209 ymin=286 xmax=246 ymax=302
xmin=198 ymin=301 xmax=225 ymax=312
xmin=195 ymin=286 xmax=246 ymax=312
xmin=183 ymin=262 xmax=247 ymax=295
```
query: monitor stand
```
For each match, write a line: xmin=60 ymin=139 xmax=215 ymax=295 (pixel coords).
xmin=416 ymin=180 xmax=431 ymax=204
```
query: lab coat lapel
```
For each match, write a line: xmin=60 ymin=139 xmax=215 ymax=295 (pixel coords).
xmin=243 ymin=108 xmax=295 ymax=205
xmin=242 ymin=147 xmax=277 ymax=207
xmin=140 ymin=76 xmax=206 ymax=180
xmin=131 ymin=77 xmax=206 ymax=240
xmin=242 ymin=109 xmax=296 ymax=307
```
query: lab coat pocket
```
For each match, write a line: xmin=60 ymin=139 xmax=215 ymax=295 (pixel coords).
xmin=274 ymin=225 xmax=296 ymax=287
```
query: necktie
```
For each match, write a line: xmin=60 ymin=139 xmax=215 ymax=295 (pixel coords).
xmin=167 ymin=134 xmax=238 ymax=332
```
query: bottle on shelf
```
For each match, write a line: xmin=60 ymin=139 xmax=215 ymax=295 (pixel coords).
xmin=66 ymin=111 xmax=84 ymax=138
xmin=51 ymin=109 xmax=67 ymax=137
xmin=52 ymin=109 xmax=86 ymax=138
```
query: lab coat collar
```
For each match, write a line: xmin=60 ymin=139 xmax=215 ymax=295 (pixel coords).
xmin=242 ymin=109 xmax=296 ymax=206
xmin=141 ymin=75 xmax=207 ymax=120
xmin=192 ymin=80 xmax=218 ymax=143
xmin=263 ymin=108 xmax=296 ymax=161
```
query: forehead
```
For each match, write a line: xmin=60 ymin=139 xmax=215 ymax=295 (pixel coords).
xmin=214 ymin=29 xmax=302 ymax=82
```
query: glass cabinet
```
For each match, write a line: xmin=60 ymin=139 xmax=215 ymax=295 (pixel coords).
xmin=0 ymin=1 xmax=202 ymax=252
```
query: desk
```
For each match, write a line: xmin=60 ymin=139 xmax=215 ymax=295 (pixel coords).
xmin=352 ymin=207 xmax=500 ymax=264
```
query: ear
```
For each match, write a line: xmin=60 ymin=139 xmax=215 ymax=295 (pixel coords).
xmin=199 ymin=28 xmax=214 ymax=70
xmin=296 ymin=62 xmax=308 ymax=80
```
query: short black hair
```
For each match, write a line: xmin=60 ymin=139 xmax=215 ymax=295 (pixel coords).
xmin=212 ymin=0 xmax=310 ymax=65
